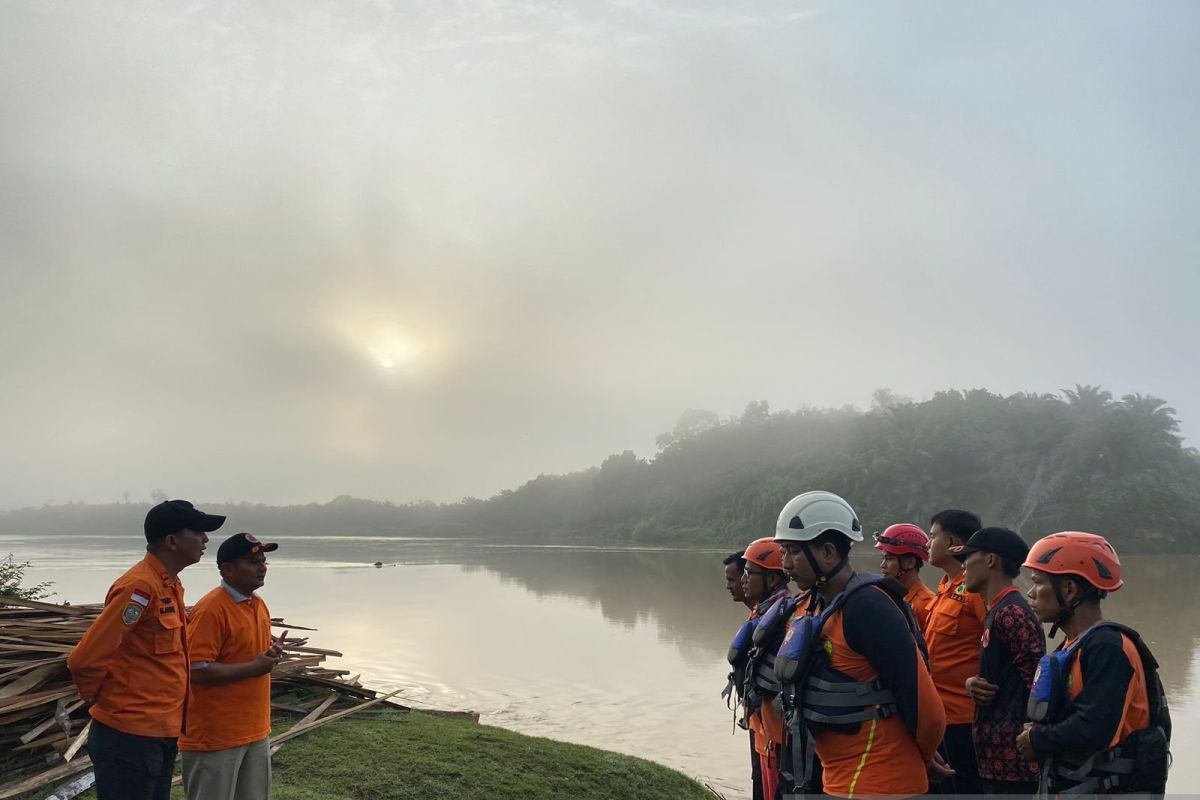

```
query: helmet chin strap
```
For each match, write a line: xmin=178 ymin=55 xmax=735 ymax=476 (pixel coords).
xmin=1049 ymin=576 xmax=1084 ymax=638
xmin=802 ymin=543 xmax=847 ymax=589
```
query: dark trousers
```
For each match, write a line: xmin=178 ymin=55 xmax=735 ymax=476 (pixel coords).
xmin=88 ymin=720 xmax=177 ymax=800
xmin=932 ymin=722 xmax=982 ymax=794
xmin=981 ymin=778 xmax=1038 ymax=795
xmin=750 ymin=729 xmax=764 ymax=800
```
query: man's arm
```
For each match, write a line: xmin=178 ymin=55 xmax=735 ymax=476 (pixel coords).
xmin=67 ymin=581 xmax=154 ymax=700
xmin=996 ymin=604 xmax=1045 ymax=689
xmin=188 ymin=603 xmax=282 ymax=686
xmin=191 ymin=645 xmax=282 ymax=685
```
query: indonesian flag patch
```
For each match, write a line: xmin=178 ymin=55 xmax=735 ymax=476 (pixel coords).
xmin=130 ymin=591 xmax=150 ymax=607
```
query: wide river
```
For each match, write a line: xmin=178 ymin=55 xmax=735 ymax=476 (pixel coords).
xmin=7 ymin=535 xmax=1199 ymax=797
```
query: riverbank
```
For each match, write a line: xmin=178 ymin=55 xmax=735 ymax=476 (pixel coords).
xmin=26 ymin=711 xmax=714 ymax=800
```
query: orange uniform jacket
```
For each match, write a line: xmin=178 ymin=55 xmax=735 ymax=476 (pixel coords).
xmin=179 ymin=584 xmax=274 ymax=751
xmin=923 ymin=570 xmax=987 ymax=725
xmin=904 ymin=580 xmax=936 ymax=633
xmin=67 ymin=553 xmax=190 ymax=738
xmin=812 ymin=585 xmax=946 ymax=798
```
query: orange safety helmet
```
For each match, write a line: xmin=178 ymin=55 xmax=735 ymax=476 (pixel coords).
xmin=874 ymin=523 xmax=930 ymax=560
xmin=743 ymin=537 xmax=785 ymax=573
xmin=1022 ymin=531 xmax=1123 ymax=592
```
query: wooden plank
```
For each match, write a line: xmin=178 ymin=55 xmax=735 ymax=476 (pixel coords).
xmin=0 ymin=598 xmax=91 ymax=616
xmin=290 ymin=693 xmax=337 ymax=731
xmin=0 ymin=656 xmax=66 ymax=682
xmin=269 ymin=689 xmax=402 ymax=753
xmin=20 ymin=699 xmax=85 ymax=744
xmin=270 ymin=620 xmax=318 ymax=631
xmin=0 ymin=662 xmax=59 ymax=700
xmin=63 ymin=719 xmax=91 ymax=762
xmin=0 ymin=687 xmax=76 ymax=714
xmin=0 ymin=756 xmax=92 ymax=800
xmin=44 ymin=771 xmax=95 ymax=800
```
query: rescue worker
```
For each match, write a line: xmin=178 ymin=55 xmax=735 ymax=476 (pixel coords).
xmin=951 ymin=527 xmax=1045 ymax=794
xmin=1018 ymin=532 xmax=1171 ymax=795
xmin=724 ymin=550 xmax=755 ymax=610
xmin=773 ymin=491 xmax=947 ymax=798
xmin=924 ymin=507 xmax=986 ymax=794
xmin=180 ymin=533 xmax=283 ymax=800
xmin=875 ymin=523 xmax=936 ymax=630
xmin=775 ymin=535 xmax=824 ymax=796
xmin=68 ymin=499 xmax=225 ymax=800
xmin=739 ymin=537 xmax=792 ymax=800
xmin=721 ymin=547 xmax=763 ymax=800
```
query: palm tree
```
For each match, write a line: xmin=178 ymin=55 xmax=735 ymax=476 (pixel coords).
xmin=1062 ymin=384 xmax=1113 ymax=415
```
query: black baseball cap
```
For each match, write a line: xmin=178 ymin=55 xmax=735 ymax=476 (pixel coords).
xmin=216 ymin=532 xmax=279 ymax=565
xmin=144 ymin=500 xmax=226 ymax=542
xmin=950 ymin=527 xmax=1030 ymax=564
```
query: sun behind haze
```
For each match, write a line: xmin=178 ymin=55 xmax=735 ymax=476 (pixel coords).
xmin=0 ymin=1 xmax=1196 ymax=508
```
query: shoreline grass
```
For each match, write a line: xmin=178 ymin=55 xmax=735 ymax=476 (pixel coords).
xmin=24 ymin=711 xmax=713 ymax=800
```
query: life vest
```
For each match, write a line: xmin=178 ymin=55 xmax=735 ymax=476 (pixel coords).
xmin=775 ymin=574 xmax=926 ymax=792
xmin=1028 ymin=621 xmax=1171 ymax=795
xmin=722 ymin=588 xmax=790 ymax=713
xmin=740 ymin=590 xmax=792 ymax=715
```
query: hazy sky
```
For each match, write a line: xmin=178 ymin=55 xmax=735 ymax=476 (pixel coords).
xmin=1 ymin=1 xmax=1197 ymax=509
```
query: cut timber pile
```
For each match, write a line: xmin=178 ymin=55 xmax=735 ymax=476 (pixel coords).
xmin=0 ymin=596 xmax=477 ymax=799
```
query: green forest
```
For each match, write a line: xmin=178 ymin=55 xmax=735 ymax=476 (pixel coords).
xmin=4 ymin=386 xmax=1199 ymax=552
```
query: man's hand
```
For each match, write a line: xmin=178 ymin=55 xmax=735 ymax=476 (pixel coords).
xmin=927 ymin=751 xmax=956 ymax=782
xmin=1016 ymin=722 xmax=1037 ymax=761
xmin=965 ymin=675 xmax=999 ymax=706
xmin=250 ymin=648 xmax=283 ymax=676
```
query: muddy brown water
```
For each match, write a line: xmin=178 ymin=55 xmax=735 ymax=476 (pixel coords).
xmin=10 ymin=535 xmax=1199 ymax=797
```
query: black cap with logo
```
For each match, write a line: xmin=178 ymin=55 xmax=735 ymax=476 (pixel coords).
xmin=216 ymin=532 xmax=279 ymax=566
xmin=949 ymin=526 xmax=1030 ymax=564
xmin=144 ymin=500 xmax=226 ymax=542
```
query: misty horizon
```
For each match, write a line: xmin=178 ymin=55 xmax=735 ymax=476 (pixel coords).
xmin=3 ymin=2 xmax=1197 ymax=511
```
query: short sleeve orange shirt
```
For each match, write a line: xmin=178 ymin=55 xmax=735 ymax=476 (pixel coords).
xmin=924 ymin=570 xmax=988 ymax=725
xmin=179 ymin=585 xmax=273 ymax=752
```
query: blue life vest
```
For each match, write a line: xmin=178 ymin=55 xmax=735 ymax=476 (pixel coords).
xmin=727 ymin=617 xmax=758 ymax=667
xmin=723 ymin=588 xmax=790 ymax=712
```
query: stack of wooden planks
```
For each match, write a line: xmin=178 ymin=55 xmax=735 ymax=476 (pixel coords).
xmin=0 ymin=596 xmax=477 ymax=799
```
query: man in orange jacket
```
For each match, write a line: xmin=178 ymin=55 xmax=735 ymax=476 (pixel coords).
xmin=68 ymin=499 xmax=225 ymax=800
xmin=180 ymin=533 xmax=283 ymax=800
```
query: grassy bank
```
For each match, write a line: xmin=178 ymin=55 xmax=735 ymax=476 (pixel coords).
xmin=30 ymin=711 xmax=713 ymax=800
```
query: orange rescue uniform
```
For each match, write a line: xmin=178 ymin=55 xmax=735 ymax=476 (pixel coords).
xmin=904 ymin=580 xmax=936 ymax=632
xmin=923 ymin=570 xmax=987 ymax=725
xmin=67 ymin=553 xmax=190 ymax=738
xmin=811 ymin=585 xmax=946 ymax=798
xmin=179 ymin=585 xmax=274 ymax=751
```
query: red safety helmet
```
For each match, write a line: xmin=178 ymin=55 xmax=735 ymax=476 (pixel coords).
xmin=743 ymin=537 xmax=785 ymax=572
xmin=874 ymin=523 xmax=930 ymax=560
xmin=1022 ymin=531 xmax=1123 ymax=592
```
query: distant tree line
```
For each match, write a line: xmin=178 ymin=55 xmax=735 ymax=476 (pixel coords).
xmin=4 ymin=386 xmax=1198 ymax=552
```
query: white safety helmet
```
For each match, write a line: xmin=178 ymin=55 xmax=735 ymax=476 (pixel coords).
xmin=774 ymin=491 xmax=863 ymax=543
